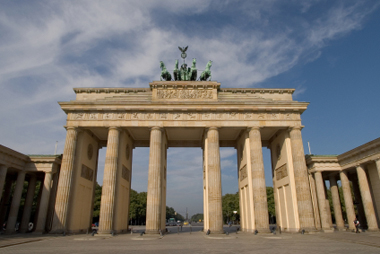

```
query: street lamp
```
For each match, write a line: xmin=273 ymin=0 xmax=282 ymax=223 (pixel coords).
xmin=233 ymin=211 xmax=237 ymax=225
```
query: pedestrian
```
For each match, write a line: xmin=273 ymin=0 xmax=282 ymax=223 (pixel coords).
xmin=354 ymin=218 xmax=360 ymax=233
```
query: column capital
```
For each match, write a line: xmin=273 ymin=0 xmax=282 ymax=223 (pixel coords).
xmin=207 ymin=127 xmax=219 ymax=131
xmin=247 ymin=126 xmax=262 ymax=132
xmin=150 ymin=126 xmax=163 ymax=132
xmin=108 ymin=126 xmax=120 ymax=131
xmin=65 ymin=126 xmax=78 ymax=131
xmin=355 ymin=164 xmax=363 ymax=169
xmin=288 ymin=125 xmax=304 ymax=131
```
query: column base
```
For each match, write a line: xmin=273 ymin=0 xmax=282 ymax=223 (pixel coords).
xmin=205 ymin=230 xmax=225 ymax=234
xmin=299 ymin=227 xmax=318 ymax=234
xmin=256 ymin=228 xmax=272 ymax=234
xmin=97 ymin=230 xmax=113 ymax=235
xmin=145 ymin=229 xmax=160 ymax=235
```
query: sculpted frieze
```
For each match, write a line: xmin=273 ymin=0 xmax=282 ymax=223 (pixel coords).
xmin=69 ymin=112 xmax=300 ymax=121
xmin=276 ymin=163 xmax=288 ymax=181
xmin=156 ymin=89 xmax=213 ymax=100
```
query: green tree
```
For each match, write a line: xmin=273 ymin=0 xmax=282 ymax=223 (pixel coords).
xmin=267 ymin=187 xmax=276 ymax=222
xmin=92 ymin=183 xmax=102 ymax=222
xmin=191 ymin=213 xmax=203 ymax=222
xmin=222 ymin=192 xmax=239 ymax=223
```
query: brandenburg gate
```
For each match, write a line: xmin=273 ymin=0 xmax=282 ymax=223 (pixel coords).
xmin=51 ymin=79 xmax=316 ymax=234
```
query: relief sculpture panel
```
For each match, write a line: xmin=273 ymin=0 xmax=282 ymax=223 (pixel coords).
xmin=157 ymin=89 xmax=213 ymax=100
xmin=69 ymin=112 xmax=300 ymax=122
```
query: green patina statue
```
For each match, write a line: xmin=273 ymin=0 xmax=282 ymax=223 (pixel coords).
xmin=160 ymin=61 xmax=172 ymax=81
xmin=190 ymin=58 xmax=197 ymax=81
xmin=173 ymin=60 xmax=180 ymax=81
xmin=180 ymin=63 xmax=189 ymax=81
xmin=200 ymin=60 xmax=212 ymax=81
xmin=159 ymin=47 xmax=212 ymax=81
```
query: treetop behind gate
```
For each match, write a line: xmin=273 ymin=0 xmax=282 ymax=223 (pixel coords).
xmin=160 ymin=46 xmax=213 ymax=82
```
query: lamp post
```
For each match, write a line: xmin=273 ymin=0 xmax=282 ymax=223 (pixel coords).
xmin=233 ymin=211 xmax=237 ymax=225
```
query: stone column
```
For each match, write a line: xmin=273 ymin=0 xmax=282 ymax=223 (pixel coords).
xmin=35 ymin=172 xmax=53 ymax=233
xmin=0 ymin=180 xmax=13 ymax=228
xmin=98 ymin=127 xmax=120 ymax=234
xmin=146 ymin=127 xmax=163 ymax=234
xmin=20 ymin=175 xmax=37 ymax=233
xmin=6 ymin=171 xmax=26 ymax=234
xmin=309 ymin=174 xmax=321 ymax=230
xmin=0 ymin=165 xmax=8 ymax=199
xmin=314 ymin=172 xmax=330 ymax=230
xmin=249 ymin=127 xmax=270 ymax=233
xmin=376 ymin=159 xmax=380 ymax=181
xmin=329 ymin=175 xmax=345 ymax=230
xmin=289 ymin=127 xmax=315 ymax=231
xmin=206 ymin=127 xmax=223 ymax=234
xmin=351 ymin=174 xmax=367 ymax=228
xmin=340 ymin=171 xmax=356 ymax=230
xmin=51 ymin=127 xmax=78 ymax=233
xmin=356 ymin=165 xmax=379 ymax=231
xmin=46 ymin=170 xmax=60 ymax=232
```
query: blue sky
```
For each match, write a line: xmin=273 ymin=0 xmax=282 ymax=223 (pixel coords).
xmin=1 ymin=1 xmax=379 ymax=218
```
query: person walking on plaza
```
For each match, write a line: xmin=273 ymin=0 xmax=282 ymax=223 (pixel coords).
xmin=354 ymin=218 xmax=360 ymax=233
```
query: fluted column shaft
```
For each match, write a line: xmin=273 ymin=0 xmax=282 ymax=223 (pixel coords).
xmin=207 ymin=127 xmax=223 ymax=234
xmin=52 ymin=127 xmax=78 ymax=233
xmin=0 ymin=180 xmax=13 ymax=227
xmin=0 ymin=166 xmax=8 ymax=199
xmin=20 ymin=175 xmax=37 ymax=233
xmin=376 ymin=159 xmax=380 ymax=185
xmin=314 ymin=172 xmax=330 ymax=229
xmin=99 ymin=127 xmax=120 ymax=234
xmin=35 ymin=172 xmax=53 ymax=233
xmin=6 ymin=171 xmax=26 ymax=233
xmin=340 ymin=171 xmax=356 ymax=230
xmin=329 ymin=175 xmax=344 ymax=230
xmin=351 ymin=175 xmax=367 ymax=227
xmin=146 ymin=127 xmax=163 ymax=234
xmin=249 ymin=127 xmax=269 ymax=232
xmin=356 ymin=165 xmax=379 ymax=231
xmin=289 ymin=127 xmax=315 ymax=230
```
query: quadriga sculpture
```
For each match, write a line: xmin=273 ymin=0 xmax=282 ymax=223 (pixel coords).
xmin=200 ymin=60 xmax=212 ymax=81
xmin=160 ymin=61 xmax=172 ymax=81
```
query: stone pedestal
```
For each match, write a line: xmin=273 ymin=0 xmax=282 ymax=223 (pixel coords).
xmin=329 ymin=175 xmax=345 ymax=230
xmin=145 ymin=127 xmax=163 ymax=234
xmin=356 ymin=165 xmax=379 ymax=231
xmin=6 ymin=171 xmax=26 ymax=234
xmin=35 ymin=172 xmax=53 ymax=233
xmin=51 ymin=127 xmax=78 ymax=233
xmin=20 ymin=175 xmax=37 ymax=233
xmin=340 ymin=171 xmax=355 ymax=230
xmin=249 ymin=127 xmax=270 ymax=233
xmin=98 ymin=127 xmax=120 ymax=235
xmin=289 ymin=127 xmax=315 ymax=231
xmin=314 ymin=172 xmax=330 ymax=230
xmin=206 ymin=127 xmax=223 ymax=234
